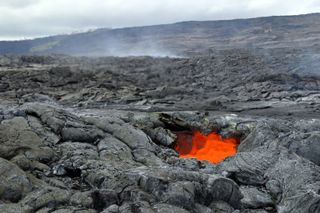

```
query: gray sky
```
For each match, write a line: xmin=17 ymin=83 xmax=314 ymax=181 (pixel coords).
xmin=1 ymin=0 xmax=320 ymax=40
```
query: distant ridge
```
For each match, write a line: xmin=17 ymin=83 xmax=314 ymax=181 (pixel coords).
xmin=0 ymin=13 xmax=320 ymax=56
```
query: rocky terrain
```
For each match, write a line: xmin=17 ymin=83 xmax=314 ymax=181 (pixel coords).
xmin=0 ymin=13 xmax=320 ymax=213
xmin=1 ymin=48 xmax=319 ymax=117
xmin=0 ymin=47 xmax=319 ymax=213
xmin=1 ymin=101 xmax=320 ymax=213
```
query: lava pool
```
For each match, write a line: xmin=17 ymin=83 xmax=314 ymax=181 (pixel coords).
xmin=174 ymin=130 xmax=240 ymax=163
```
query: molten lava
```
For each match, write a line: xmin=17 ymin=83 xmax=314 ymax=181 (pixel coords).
xmin=174 ymin=130 xmax=239 ymax=163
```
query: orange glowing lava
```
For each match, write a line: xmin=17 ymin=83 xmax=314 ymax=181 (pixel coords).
xmin=174 ymin=130 xmax=239 ymax=163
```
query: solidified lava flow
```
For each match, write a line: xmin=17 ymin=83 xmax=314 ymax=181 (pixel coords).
xmin=174 ymin=130 xmax=239 ymax=163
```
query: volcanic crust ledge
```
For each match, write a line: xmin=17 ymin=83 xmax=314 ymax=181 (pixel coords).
xmin=0 ymin=102 xmax=319 ymax=213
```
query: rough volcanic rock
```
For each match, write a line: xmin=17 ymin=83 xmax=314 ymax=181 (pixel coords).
xmin=0 ymin=101 xmax=319 ymax=212
xmin=240 ymin=186 xmax=274 ymax=209
xmin=0 ymin=51 xmax=319 ymax=117
xmin=0 ymin=47 xmax=319 ymax=213
xmin=0 ymin=157 xmax=33 ymax=202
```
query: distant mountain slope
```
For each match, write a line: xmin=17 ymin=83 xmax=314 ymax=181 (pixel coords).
xmin=1 ymin=13 xmax=320 ymax=56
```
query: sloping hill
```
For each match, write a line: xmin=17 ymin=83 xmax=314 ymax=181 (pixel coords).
xmin=1 ymin=13 xmax=320 ymax=56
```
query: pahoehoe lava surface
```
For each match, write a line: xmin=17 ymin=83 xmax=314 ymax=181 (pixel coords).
xmin=1 ymin=15 xmax=320 ymax=213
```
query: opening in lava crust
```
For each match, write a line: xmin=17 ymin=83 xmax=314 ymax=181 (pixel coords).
xmin=174 ymin=130 xmax=240 ymax=164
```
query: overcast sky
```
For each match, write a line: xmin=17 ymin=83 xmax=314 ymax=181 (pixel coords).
xmin=1 ymin=0 xmax=320 ymax=40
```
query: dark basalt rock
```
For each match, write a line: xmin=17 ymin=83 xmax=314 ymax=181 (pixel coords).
xmin=0 ymin=103 xmax=244 ymax=212
xmin=0 ymin=51 xmax=319 ymax=212
xmin=240 ymin=186 xmax=274 ymax=209
xmin=0 ymin=101 xmax=318 ymax=212
xmin=0 ymin=157 xmax=33 ymax=202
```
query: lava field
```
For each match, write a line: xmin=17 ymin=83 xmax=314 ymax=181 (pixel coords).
xmin=0 ymin=49 xmax=319 ymax=213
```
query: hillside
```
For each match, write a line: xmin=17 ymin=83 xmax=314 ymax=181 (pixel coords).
xmin=1 ymin=13 xmax=320 ymax=56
